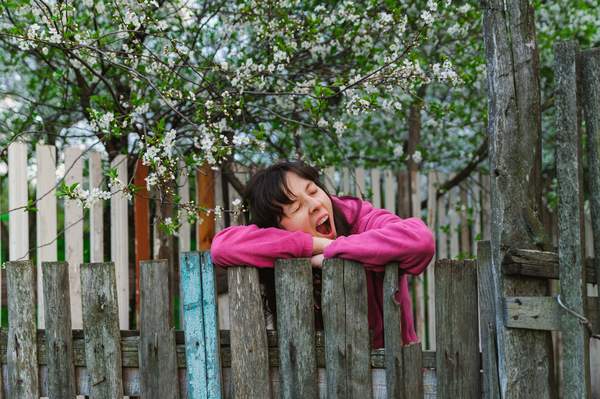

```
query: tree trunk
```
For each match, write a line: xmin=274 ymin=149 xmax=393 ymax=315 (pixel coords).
xmin=482 ymin=0 xmax=554 ymax=397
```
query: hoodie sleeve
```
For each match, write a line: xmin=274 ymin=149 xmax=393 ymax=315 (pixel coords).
xmin=210 ymin=224 xmax=313 ymax=267
xmin=323 ymin=201 xmax=435 ymax=275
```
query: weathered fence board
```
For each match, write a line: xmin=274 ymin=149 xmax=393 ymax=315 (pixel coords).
xmin=134 ymin=160 xmax=151 ymax=325
xmin=426 ymin=171 xmax=438 ymax=350
xmin=435 ymin=259 xmax=480 ymax=398
xmin=140 ymin=260 xmax=179 ymax=399
xmin=476 ymin=241 xmax=501 ymax=399
xmin=555 ymin=40 xmax=590 ymax=398
xmin=110 ymin=155 xmax=129 ymax=330
xmin=370 ymin=169 xmax=381 ymax=208
xmin=228 ymin=266 xmax=272 ymax=398
xmin=402 ymin=343 xmax=424 ymax=398
xmin=382 ymin=263 xmax=404 ymax=398
xmin=36 ymin=144 xmax=57 ymax=329
xmin=42 ymin=261 xmax=76 ymax=398
xmin=322 ymin=259 xmax=372 ymax=399
xmin=6 ymin=261 xmax=39 ymax=398
xmin=274 ymin=259 xmax=318 ymax=399
xmin=80 ymin=262 xmax=124 ymax=398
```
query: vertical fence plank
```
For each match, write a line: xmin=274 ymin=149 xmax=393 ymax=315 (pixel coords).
xmin=355 ymin=167 xmax=366 ymax=199
xmin=200 ymin=252 xmax=222 ymax=399
xmin=383 ymin=263 xmax=404 ymax=398
xmin=411 ymin=170 xmax=425 ymax=342
xmin=384 ymin=170 xmax=395 ymax=214
xmin=370 ymin=169 xmax=381 ymax=208
xmin=80 ymin=262 xmax=124 ymax=398
xmin=42 ymin=261 xmax=76 ymax=398
xmin=274 ymin=258 xmax=318 ymax=399
xmin=437 ymin=174 xmax=449 ymax=260
xmin=140 ymin=260 xmax=179 ymax=399
xmin=179 ymin=166 xmax=191 ymax=253
xmin=581 ymin=47 xmax=600 ymax=399
xmin=342 ymin=168 xmax=351 ymax=195
xmin=8 ymin=142 xmax=28 ymax=263
xmin=134 ymin=160 xmax=150 ymax=327
xmin=459 ymin=185 xmax=471 ymax=256
xmin=110 ymin=155 xmax=129 ymax=330
xmin=228 ymin=266 xmax=272 ymax=398
xmin=180 ymin=252 xmax=208 ymax=398
xmin=473 ymin=173 xmax=482 ymax=247
xmin=325 ymin=167 xmax=336 ymax=194
xmin=435 ymin=259 xmax=480 ymax=398
xmin=197 ymin=165 xmax=215 ymax=250
xmin=65 ymin=146 xmax=84 ymax=329
xmin=555 ymin=40 xmax=590 ymax=398
xmin=449 ymin=188 xmax=460 ymax=258
xmin=89 ymin=151 xmax=104 ymax=263
xmin=477 ymin=241 xmax=501 ymax=399
xmin=36 ymin=144 xmax=58 ymax=328
xmin=214 ymin=168 xmax=226 ymax=232
xmin=6 ymin=261 xmax=39 ymax=398
xmin=322 ymin=259 xmax=372 ymax=399
xmin=426 ymin=171 xmax=437 ymax=350
xmin=402 ymin=343 xmax=424 ymax=398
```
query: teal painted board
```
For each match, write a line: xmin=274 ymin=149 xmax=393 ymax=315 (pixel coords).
xmin=200 ymin=252 xmax=222 ymax=398
xmin=181 ymin=251 xmax=208 ymax=399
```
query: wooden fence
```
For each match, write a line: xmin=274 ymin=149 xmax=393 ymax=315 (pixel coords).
xmin=0 ymin=144 xmax=491 ymax=353
xmin=0 ymin=253 xmax=481 ymax=398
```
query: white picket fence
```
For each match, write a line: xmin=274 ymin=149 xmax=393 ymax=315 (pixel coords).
xmin=1 ymin=142 xmax=491 ymax=351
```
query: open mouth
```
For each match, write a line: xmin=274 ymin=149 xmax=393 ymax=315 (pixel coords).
xmin=316 ymin=215 xmax=332 ymax=236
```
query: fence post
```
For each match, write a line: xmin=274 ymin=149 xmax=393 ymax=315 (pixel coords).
xmin=435 ymin=259 xmax=480 ymax=398
xmin=274 ymin=258 xmax=318 ymax=399
xmin=555 ymin=40 xmax=590 ymax=397
xmin=322 ymin=259 xmax=372 ymax=399
xmin=140 ymin=260 xmax=179 ymax=399
xmin=42 ymin=261 xmax=76 ymax=398
xmin=383 ymin=263 xmax=404 ymax=397
xmin=228 ymin=266 xmax=272 ymax=398
xmin=80 ymin=262 xmax=124 ymax=398
xmin=6 ymin=260 xmax=39 ymax=399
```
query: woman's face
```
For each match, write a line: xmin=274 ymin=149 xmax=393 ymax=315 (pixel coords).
xmin=279 ymin=171 xmax=337 ymax=239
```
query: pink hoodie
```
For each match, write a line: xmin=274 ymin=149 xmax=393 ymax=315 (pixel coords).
xmin=211 ymin=196 xmax=435 ymax=348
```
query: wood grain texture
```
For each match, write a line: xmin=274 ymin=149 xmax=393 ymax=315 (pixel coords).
xmin=228 ymin=266 xmax=272 ymax=398
xmin=197 ymin=165 xmax=216 ymax=251
xmin=274 ymin=258 xmax=318 ymax=399
xmin=322 ymin=259 xmax=372 ymax=399
xmin=36 ymin=144 xmax=58 ymax=328
xmin=42 ymin=261 xmax=76 ymax=398
xmin=482 ymin=0 xmax=553 ymax=396
xmin=140 ymin=260 xmax=179 ymax=399
xmin=6 ymin=261 xmax=39 ymax=399
xmin=382 ymin=263 xmax=404 ymax=398
xmin=476 ymin=242 xmax=501 ymax=399
xmin=402 ymin=343 xmax=423 ymax=398
xmin=80 ymin=262 xmax=124 ymax=398
xmin=435 ymin=259 xmax=480 ymax=399
xmin=555 ymin=40 xmax=590 ymax=398
xmin=64 ymin=147 xmax=84 ymax=329
xmin=200 ymin=252 xmax=222 ymax=399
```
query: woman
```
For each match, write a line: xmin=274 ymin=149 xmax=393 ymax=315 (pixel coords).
xmin=211 ymin=161 xmax=435 ymax=348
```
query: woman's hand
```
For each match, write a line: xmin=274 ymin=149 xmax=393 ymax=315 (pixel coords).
xmin=311 ymin=254 xmax=325 ymax=268
xmin=312 ymin=237 xmax=333 ymax=255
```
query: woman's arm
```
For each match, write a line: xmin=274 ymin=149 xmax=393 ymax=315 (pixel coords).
xmin=323 ymin=203 xmax=435 ymax=274
xmin=210 ymin=224 xmax=315 ymax=267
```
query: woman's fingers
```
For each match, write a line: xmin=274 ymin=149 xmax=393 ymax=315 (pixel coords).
xmin=311 ymin=254 xmax=325 ymax=268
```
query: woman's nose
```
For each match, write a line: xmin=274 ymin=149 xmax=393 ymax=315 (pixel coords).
xmin=307 ymin=197 xmax=321 ymax=213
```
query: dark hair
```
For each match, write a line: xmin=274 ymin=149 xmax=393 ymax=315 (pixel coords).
xmin=244 ymin=161 xmax=352 ymax=235
xmin=243 ymin=161 xmax=352 ymax=329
